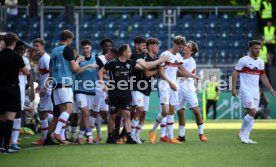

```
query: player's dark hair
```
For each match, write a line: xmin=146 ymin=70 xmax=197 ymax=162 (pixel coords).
xmin=188 ymin=40 xmax=199 ymax=56
xmin=109 ymin=47 xmax=119 ymax=57
xmin=134 ymin=36 xmax=146 ymax=44
xmin=60 ymin=30 xmax=74 ymax=41
xmin=118 ymin=44 xmax=129 ymax=56
xmin=33 ymin=38 xmax=45 ymax=46
xmin=146 ymin=37 xmax=160 ymax=47
xmin=4 ymin=32 xmax=19 ymax=47
xmin=100 ymin=38 xmax=113 ymax=47
xmin=81 ymin=39 xmax=92 ymax=46
xmin=248 ymin=40 xmax=262 ymax=47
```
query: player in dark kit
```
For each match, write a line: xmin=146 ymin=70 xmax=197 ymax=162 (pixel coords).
xmin=98 ymin=44 xmax=144 ymax=144
xmin=0 ymin=33 xmax=30 ymax=153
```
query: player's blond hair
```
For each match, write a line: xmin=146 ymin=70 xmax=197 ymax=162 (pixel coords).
xmin=173 ymin=35 xmax=186 ymax=46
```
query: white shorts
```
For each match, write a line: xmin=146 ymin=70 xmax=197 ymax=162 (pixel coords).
xmin=131 ymin=91 xmax=150 ymax=112
xmin=159 ymin=88 xmax=178 ymax=106
xmin=19 ymin=83 xmax=25 ymax=111
xmin=75 ymin=93 xmax=94 ymax=110
xmin=53 ymin=88 xmax=74 ymax=105
xmin=240 ymin=94 xmax=259 ymax=109
xmin=175 ymin=88 xmax=198 ymax=111
xmin=91 ymin=90 xmax=109 ymax=112
xmin=39 ymin=95 xmax=53 ymax=112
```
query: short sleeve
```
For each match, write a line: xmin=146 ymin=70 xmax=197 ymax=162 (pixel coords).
xmin=63 ymin=46 xmax=75 ymax=61
xmin=43 ymin=56 xmax=50 ymax=70
xmin=130 ymin=59 xmax=136 ymax=68
xmin=23 ymin=56 xmax=31 ymax=70
xmin=96 ymin=56 xmax=104 ymax=69
xmin=104 ymin=59 xmax=114 ymax=71
xmin=235 ymin=58 xmax=244 ymax=71
xmin=159 ymin=53 xmax=166 ymax=66
xmin=17 ymin=55 xmax=25 ymax=69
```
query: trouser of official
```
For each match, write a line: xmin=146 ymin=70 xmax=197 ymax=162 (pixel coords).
xmin=206 ymin=99 xmax=217 ymax=119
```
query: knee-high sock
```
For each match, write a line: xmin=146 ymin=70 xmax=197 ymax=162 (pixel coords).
xmin=160 ymin=117 xmax=167 ymax=137
xmin=0 ymin=120 xmax=6 ymax=147
xmin=131 ymin=119 xmax=139 ymax=137
xmin=135 ymin=124 xmax=143 ymax=139
xmin=47 ymin=114 xmax=53 ymax=123
xmin=198 ymin=123 xmax=204 ymax=135
xmin=54 ymin=112 xmax=69 ymax=135
xmin=152 ymin=112 xmax=163 ymax=132
xmin=179 ymin=125 xmax=185 ymax=137
xmin=96 ymin=114 xmax=103 ymax=137
xmin=166 ymin=115 xmax=174 ymax=140
xmin=4 ymin=120 xmax=13 ymax=149
xmin=40 ymin=119 xmax=48 ymax=141
xmin=11 ymin=118 xmax=21 ymax=144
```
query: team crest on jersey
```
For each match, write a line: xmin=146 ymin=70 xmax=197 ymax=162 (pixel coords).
xmin=115 ymin=71 xmax=120 ymax=76
xmin=126 ymin=64 xmax=130 ymax=69
xmin=247 ymin=102 xmax=252 ymax=107
xmin=163 ymin=97 xmax=168 ymax=102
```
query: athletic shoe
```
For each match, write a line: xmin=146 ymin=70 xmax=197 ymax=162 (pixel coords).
xmin=2 ymin=148 xmax=19 ymax=154
xmin=9 ymin=143 xmax=21 ymax=150
xmin=136 ymin=137 xmax=142 ymax=144
xmin=149 ymin=130 xmax=156 ymax=144
xmin=177 ymin=136 xmax=186 ymax=142
xmin=44 ymin=135 xmax=58 ymax=145
xmin=75 ymin=138 xmax=83 ymax=144
xmin=51 ymin=133 xmax=65 ymax=144
xmin=167 ymin=138 xmax=182 ymax=144
xmin=237 ymin=131 xmax=248 ymax=144
xmin=125 ymin=137 xmax=137 ymax=144
xmin=140 ymin=138 xmax=146 ymax=143
xmin=199 ymin=134 xmax=208 ymax=142
xmin=247 ymin=139 xmax=257 ymax=144
xmin=31 ymin=139 xmax=44 ymax=145
xmin=160 ymin=136 xmax=169 ymax=142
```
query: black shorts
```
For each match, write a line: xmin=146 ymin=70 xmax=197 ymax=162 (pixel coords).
xmin=0 ymin=85 xmax=21 ymax=114
xmin=108 ymin=92 xmax=131 ymax=114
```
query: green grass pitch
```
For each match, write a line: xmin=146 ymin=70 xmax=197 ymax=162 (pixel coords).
xmin=1 ymin=120 xmax=276 ymax=167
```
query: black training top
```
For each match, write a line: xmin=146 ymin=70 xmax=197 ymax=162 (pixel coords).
xmin=104 ymin=58 xmax=136 ymax=94
xmin=0 ymin=48 xmax=25 ymax=85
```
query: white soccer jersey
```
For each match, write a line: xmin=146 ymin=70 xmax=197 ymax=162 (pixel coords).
xmin=19 ymin=56 xmax=31 ymax=110
xmin=159 ymin=50 xmax=184 ymax=88
xmin=38 ymin=53 xmax=50 ymax=91
xmin=178 ymin=57 xmax=196 ymax=91
xmin=235 ymin=55 xmax=265 ymax=98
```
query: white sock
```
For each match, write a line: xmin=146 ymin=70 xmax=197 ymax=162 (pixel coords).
xmin=160 ymin=117 xmax=167 ymax=137
xmin=179 ymin=125 xmax=185 ymax=137
xmin=242 ymin=114 xmax=254 ymax=139
xmin=131 ymin=119 xmax=139 ymax=137
xmin=70 ymin=126 xmax=77 ymax=139
xmin=11 ymin=118 xmax=21 ymax=144
xmin=60 ymin=126 xmax=66 ymax=140
xmin=40 ymin=119 xmax=48 ymax=141
xmin=135 ymin=124 xmax=143 ymax=139
xmin=47 ymin=114 xmax=53 ymax=123
xmin=152 ymin=112 xmax=163 ymax=132
xmin=89 ymin=116 xmax=96 ymax=138
xmin=78 ymin=129 xmax=85 ymax=139
xmin=241 ymin=114 xmax=254 ymax=139
xmin=198 ymin=124 xmax=204 ymax=135
xmin=166 ymin=115 xmax=174 ymax=140
xmin=54 ymin=112 xmax=69 ymax=135
xmin=96 ymin=115 xmax=103 ymax=137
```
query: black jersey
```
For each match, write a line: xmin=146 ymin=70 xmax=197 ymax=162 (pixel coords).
xmin=130 ymin=51 xmax=148 ymax=92
xmin=104 ymin=58 xmax=136 ymax=94
xmin=140 ymin=54 xmax=158 ymax=96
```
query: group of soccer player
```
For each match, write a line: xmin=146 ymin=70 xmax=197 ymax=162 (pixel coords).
xmin=28 ymin=29 xmax=209 ymax=146
xmin=1 ymin=27 xmax=275 ymax=153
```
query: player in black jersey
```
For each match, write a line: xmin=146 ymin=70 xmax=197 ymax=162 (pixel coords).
xmin=99 ymin=44 xmax=145 ymax=144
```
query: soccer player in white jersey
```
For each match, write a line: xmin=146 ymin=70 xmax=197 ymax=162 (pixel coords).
xmin=232 ymin=40 xmax=275 ymax=144
xmin=31 ymin=38 xmax=53 ymax=145
xmin=176 ymin=41 xmax=207 ymax=142
xmin=149 ymin=35 xmax=199 ymax=144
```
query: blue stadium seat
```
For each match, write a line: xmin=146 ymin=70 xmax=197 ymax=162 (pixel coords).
xmin=5 ymin=22 xmax=17 ymax=32
xmin=81 ymin=14 xmax=93 ymax=23
xmin=217 ymin=50 xmax=230 ymax=64
xmin=44 ymin=31 xmax=53 ymax=40
xmin=231 ymin=33 xmax=242 ymax=41
xmin=182 ymin=14 xmax=193 ymax=22
xmin=206 ymin=33 xmax=217 ymax=40
xmin=80 ymin=23 xmax=93 ymax=32
xmin=80 ymin=30 xmax=92 ymax=39
xmin=132 ymin=15 xmax=142 ymax=22
xmin=204 ymin=40 xmax=217 ymax=50
xmin=45 ymin=14 xmax=55 ymax=22
xmin=217 ymin=39 xmax=230 ymax=50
